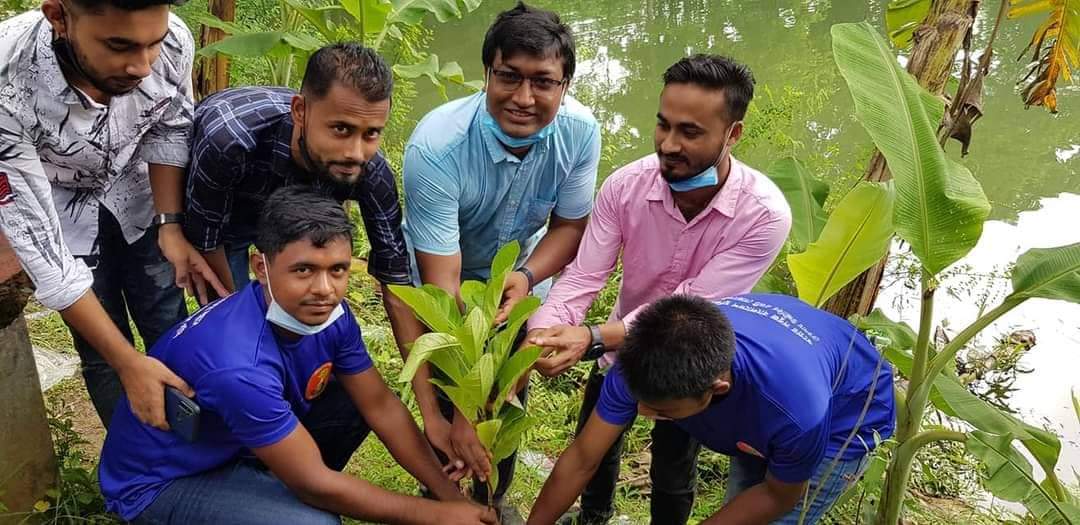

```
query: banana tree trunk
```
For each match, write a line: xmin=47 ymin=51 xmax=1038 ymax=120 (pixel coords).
xmin=824 ymin=0 xmax=978 ymax=319
xmin=193 ymin=0 xmax=236 ymax=100
xmin=0 ymin=234 xmax=56 ymax=523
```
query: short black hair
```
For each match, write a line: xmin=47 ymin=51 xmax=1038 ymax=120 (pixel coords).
xmin=301 ymin=43 xmax=393 ymax=102
xmin=67 ymin=0 xmax=185 ymax=12
xmin=663 ymin=54 xmax=755 ymax=121
xmin=255 ymin=186 xmax=353 ymax=260
xmin=482 ymin=2 xmax=576 ymax=79
xmin=620 ymin=295 xmax=736 ymax=403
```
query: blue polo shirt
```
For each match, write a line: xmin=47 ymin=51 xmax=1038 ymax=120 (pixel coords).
xmin=98 ymin=282 xmax=373 ymax=520
xmin=596 ymin=294 xmax=895 ymax=483
xmin=402 ymin=91 xmax=601 ymax=282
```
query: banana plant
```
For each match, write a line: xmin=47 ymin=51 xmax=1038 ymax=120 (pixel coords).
xmin=761 ymin=21 xmax=1080 ymax=524
xmin=784 ymin=21 xmax=1080 ymax=524
xmin=194 ymin=0 xmax=484 ymax=92
xmin=388 ymin=241 xmax=542 ymax=501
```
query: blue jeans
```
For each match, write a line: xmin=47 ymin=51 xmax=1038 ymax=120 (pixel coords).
xmin=133 ymin=380 xmax=369 ymax=524
xmin=68 ymin=209 xmax=187 ymax=427
xmin=225 ymin=242 xmax=253 ymax=289
xmin=723 ymin=452 xmax=869 ymax=524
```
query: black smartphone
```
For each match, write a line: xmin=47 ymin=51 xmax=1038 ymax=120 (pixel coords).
xmin=165 ymin=386 xmax=201 ymax=443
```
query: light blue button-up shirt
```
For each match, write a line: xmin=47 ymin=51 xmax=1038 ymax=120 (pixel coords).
xmin=403 ymin=91 xmax=601 ymax=283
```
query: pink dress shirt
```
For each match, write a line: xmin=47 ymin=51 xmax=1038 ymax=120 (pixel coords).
xmin=528 ymin=154 xmax=792 ymax=367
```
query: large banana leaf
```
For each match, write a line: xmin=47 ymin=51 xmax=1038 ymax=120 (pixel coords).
xmin=831 ymin=22 xmax=991 ymax=276
xmin=197 ymin=31 xmax=322 ymax=58
xmin=1007 ymin=242 xmax=1080 ymax=303
xmin=389 ymin=0 xmax=482 ymax=26
xmin=1008 ymin=0 xmax=1080 ymax=112
xmin=884 ymin=0 xmax=931 ymax=48
xmin=966 ymin=431 xmax=1080 ymax=524
xmin=788 ymin=182 xmax=895 ymax=307
xmin=766 ymin=157 xmax=830 ymax=251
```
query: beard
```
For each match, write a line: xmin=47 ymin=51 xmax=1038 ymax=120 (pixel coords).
xmin=658 ymin=153 xmax=714 ymax=182
xmin=52 ymin=37 xmax=141 ymax=96
xmin=298 ymin=134 xmax=365 ymax=196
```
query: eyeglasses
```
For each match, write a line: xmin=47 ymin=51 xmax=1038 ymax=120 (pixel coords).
xmin=489 ymin=68 xmax=568 ymax=95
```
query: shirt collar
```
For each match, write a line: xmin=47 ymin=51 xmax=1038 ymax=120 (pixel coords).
xmin=646 ymin=155 xmax=747 ymax=219
xmin=34 ymin=18 xmax=73 ymax=100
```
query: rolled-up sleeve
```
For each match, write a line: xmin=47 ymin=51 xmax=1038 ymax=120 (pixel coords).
xmin=139 ymin=19 xmax=194 ymax=168
xmin=402 ymin=144 xmax=461 ymax=256
xmin=0 ymin=119 xmax=93 ymax=310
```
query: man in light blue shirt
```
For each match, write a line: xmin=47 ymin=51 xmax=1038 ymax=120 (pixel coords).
xmin=400 ymin=1 xmax=601 ymax=518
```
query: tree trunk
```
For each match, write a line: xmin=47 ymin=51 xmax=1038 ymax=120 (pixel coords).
xmin=0 ymin=234 xmax=56 ymax=523
xmin=193 ymin=0 xmax=236 ymax=100
xmin=824 ymin=0 xmax=976 ymax=319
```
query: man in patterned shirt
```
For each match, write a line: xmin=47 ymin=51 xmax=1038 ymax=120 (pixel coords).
xmin=182 ymin=44 xmax=423 ymax=389
xmin=0 ymin=0 xmax=222 ymax=429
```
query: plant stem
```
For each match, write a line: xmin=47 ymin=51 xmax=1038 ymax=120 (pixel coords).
xmin=912 ymin=297 xmax=1022 ymax=405
xmin=877 ymin=271 xmax=936 ymax=525
xmin=878 ymin=429 xmax=967 ymax=525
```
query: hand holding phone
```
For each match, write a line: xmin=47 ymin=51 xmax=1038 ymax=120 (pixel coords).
xmin=165 ymin=386 xmax=201 ymax=443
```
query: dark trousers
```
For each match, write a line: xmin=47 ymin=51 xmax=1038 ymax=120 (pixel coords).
xmin=135 ymin=380 xmax=369 ymax=524
xmin=67 ymin=208 xmax=187 ymax=427
xmin=576 ymin=364 xmax=701 ymax=525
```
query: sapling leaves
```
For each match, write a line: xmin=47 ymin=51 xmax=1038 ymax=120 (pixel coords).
xmin=398 ymin=332 xmax=460 ymax=383
xmin=389 ymin=284 xmax=459 ymax=333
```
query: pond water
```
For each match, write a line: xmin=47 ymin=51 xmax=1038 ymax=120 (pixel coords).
xmin=411 ymin=0 xmax=1080 ymax=482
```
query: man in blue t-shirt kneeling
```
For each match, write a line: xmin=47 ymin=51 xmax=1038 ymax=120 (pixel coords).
xmin=99 ymin=186 xmax=495 ymax=525
xmin=528 ymin=294 xmax=895 ymax=524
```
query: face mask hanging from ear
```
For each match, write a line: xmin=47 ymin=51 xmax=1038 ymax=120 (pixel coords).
xmin=668 ymin=121 xmax=741 ymax=193
xmin=51 ymin=2 xmax=122 ymax=96
xmin=481 ymin=69 xmax=562 ymax=149
xmin=261 ymin=254 xmax=344 ymax=336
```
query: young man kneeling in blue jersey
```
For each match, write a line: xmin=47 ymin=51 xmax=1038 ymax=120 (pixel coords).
xmin=528 ymin=294 xmax=896 ymax=525
xmin=99 ymin=186 xmax=496 ymax=525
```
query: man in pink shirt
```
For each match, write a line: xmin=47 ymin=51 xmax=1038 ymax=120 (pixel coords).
xmin=526 ymin=55 xmax=791 ymax=525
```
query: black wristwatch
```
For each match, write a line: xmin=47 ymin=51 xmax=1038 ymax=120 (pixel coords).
xmin=583 ymin=324 xmax=606 ymax=361
xmin=151 ymin=212 xmax=184 ymax=227
xmin=516 ymin=266 xmax=536 ymax=291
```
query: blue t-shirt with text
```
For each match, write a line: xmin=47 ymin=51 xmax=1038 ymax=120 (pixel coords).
xmin=596 ymin=294 xmax=895 ymax=483
xmin=98 ymin=282 xmax=373 ymax=520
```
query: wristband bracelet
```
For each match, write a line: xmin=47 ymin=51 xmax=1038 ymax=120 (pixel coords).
xmin=516 ymin=266 xmax=535 ymax=290
xmin=152 ymin=212 xmax=184 ymax=227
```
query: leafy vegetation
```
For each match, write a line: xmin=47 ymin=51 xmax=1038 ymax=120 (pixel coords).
xmin=759 ymin=20 xmax=1080 ymax=525
xmin=192 ymin=0 xmax=485 ymax=92
xmin=389 ymin=241 xmax=542 ymax=501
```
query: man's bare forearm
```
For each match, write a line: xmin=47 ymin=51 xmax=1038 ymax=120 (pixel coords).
xmin=368 ymin=385 xmax=463 ymax=501
xmin=60 ymin=292 xmax=139 ymax=371
xmin=700 ymin=480 xmax=804 ymax=525
xmin=147 ymin=163 xmax=185 ymax=214
xmin=521 ymin=216 xmax=588 ymax=281
xmin=298 ymin=471 xmax=444 ymax=525
xmin=528 ymin=444 xmax=599 ymax=524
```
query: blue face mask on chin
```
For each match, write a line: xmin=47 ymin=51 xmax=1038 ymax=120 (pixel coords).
xmin=667 ymin=121 xmax=740 ymax=193
xmin=482 ymin=110 xmax=557 ymax=149
xmin=262 ymin=255 xmax=344 ymax=337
